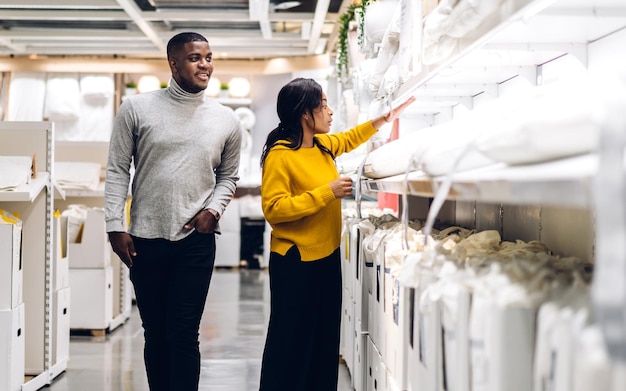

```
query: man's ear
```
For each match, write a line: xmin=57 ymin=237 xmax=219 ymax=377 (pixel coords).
xmin=168 ymin=58 xmax=178 ymax=73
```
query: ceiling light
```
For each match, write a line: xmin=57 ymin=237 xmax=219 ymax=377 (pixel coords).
xmin=272 ymin=1 xmax=301 ymax=11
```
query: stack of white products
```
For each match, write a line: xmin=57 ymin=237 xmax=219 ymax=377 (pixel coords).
xmin=0 ymin=156 xmax=32 ymax=191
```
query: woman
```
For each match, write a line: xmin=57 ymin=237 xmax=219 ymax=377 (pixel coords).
xmin=258 ymin=77 xmax=415 ymax=391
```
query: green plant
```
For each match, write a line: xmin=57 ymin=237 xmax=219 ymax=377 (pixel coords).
xmin=125 ymin=80 xmax=137 ymax=89
xmin=220 ymin=82 xmax=229 ymax=90
xmin=336 ymin=0 xmax=371 ymax=79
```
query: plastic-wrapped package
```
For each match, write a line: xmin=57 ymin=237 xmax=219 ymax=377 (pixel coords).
xmin=475 ymin=79 xmax=622 ymax=165
xmin=445 ymin=0 xmax=503 ymax=38
xmin=368 ymin=3 xmax=402 ymax=99
xmin=55 ymin=162 xmax=102 ymax=190
xmin=0 ymin=156 xmax=32 ymax=191
xmin=61 ymin=204 xmax=90 ymax=248
xmin=44 ymin=73 xmax=81 ymax=122
xmin=7 ymin=72 xmax=46 ymax=121
xmin=572 ymin=325 xmax=613 ymax=391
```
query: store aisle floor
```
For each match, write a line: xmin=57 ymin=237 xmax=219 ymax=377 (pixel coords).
xmin=46 ymin=269 xmax=354 ymax=391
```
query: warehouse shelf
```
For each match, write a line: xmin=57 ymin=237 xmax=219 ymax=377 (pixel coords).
xmin=350 ymin=0 xmax=626 ymax=378
xmin=0 ymin=173 xmax=49 ymax=202
xmin=392 ymin=0 xmax=626 ymax=112
xmin=0 ymin=121 xmax=65 ymax=391
xmin=216 ymin=97 xmax=252 ymax=107
xmin=363 ymin=0 xmax=626 ymax=209
xmin=363 ymin=153 xmax=595 ymax=208
xmin=53 ymin=141 xmax=132 ymax=336
xmin=55 ymin=181 xmax=105 ymax=199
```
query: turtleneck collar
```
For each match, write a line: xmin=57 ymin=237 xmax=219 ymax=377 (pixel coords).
xmin=167 ymin=77 xmax=205 ymax=101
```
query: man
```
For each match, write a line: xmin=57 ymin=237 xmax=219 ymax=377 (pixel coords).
xmin=104 ymin=32 xmax=242 ymax=391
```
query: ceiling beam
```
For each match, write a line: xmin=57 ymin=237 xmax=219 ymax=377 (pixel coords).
xmin=0 ymin=10 xmax=128 ymax=20
xmin=0 ymin=8 xmax=320 ymax=22
xmin=0 ymin=53 xmax=331 ymax=75
xmin=115 ymin=0 xmax=165 ymax=52
xmin=0 ymin=29 xmax=304 ymax=41
xmin=0 ymin=0 xmax=117 ymax=8
xmin=0 ymin=38 xmax=26 ymax=52
xmin=307 ymin=0 xmax=330 ymax=54
xmin=0 ymin=9 xmax=321 ymax=23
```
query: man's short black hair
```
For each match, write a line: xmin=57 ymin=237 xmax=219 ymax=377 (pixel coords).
xmin=166 ymin=32 xmax=208 ymax=59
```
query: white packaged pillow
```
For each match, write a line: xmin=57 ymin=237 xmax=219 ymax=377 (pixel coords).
xmin=363 ymin=123 xmax=455 ymax=179
xmin=419 ymin=119 xmax=497 ymax=176
xmin=475 ymin=80 xmax=617 ymax=165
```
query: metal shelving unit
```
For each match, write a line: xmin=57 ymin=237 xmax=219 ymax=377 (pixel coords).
xmin=54 ymin=140 xmax=132 ymax=334
xmin=363 ymin=153 xmax=596 ymax=208
xmin=356 ymin=0 xmax=626 ymax=370
xmin=0 ymin=121 xmax=65 ymax=390
xmin=364 ymin=0 xmax=626 ymax=208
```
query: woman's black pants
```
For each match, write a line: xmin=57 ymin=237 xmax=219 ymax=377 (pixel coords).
xmin=259 ymin=246 xmax=343 ymax=391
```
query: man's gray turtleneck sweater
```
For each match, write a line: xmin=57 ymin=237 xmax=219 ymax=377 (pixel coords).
xmin=105 ymin=78 xmax=243 ymax=241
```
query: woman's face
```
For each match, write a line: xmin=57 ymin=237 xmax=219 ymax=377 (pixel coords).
xmin=169 ymin=40 xmax=213 ymax=93
xmin=304 ymin=93 xmax=333 ymax=134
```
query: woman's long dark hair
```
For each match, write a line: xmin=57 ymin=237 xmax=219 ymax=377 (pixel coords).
xmin=260 ymin=77 xmax=334 ymax=168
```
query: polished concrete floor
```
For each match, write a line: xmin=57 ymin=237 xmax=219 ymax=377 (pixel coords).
xmin=46 ymin=269 xmax=354 ymax=391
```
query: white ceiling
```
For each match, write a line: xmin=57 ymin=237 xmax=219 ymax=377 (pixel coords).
xmin=0 ymin=0 xmax=346 ymax=60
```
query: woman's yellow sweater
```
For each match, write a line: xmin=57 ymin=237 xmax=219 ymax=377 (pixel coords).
xmin=261 ymin=121 xmax=378 ymax=261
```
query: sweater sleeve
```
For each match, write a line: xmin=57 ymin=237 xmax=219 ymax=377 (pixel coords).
xmin=206 ymin=116 xmax=243 ymax=215
xmin=104 ymin=100 xmax=135 ymax=233
xmin=317 ymin=121 xmax=378 ymax=157
xmin=261 ymin=149 xmax=337 ymax=225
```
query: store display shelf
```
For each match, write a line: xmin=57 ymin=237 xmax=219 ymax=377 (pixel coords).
xmin=393 ymin=0 xmax=626 ymax=108
xmin=363 ymin=153 xmax=596 ymax=208
xmin=216 ymin=97 xmax=251 ymax=106
xmin=0 ymin=173 xmax=49 ymax=202
xmin=21 ymin=371 xmax=50 ymax=391
xmin=56 ymin=181 xmax=105 ymax=199
xmin=393 ymin=0 xmax=541 ymax=103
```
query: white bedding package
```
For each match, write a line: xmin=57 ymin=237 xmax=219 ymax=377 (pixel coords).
xmin=79 ymin=74 xmax=115 ymax=141
xmin=475 ymin=78 xmax=625 ymax=165
xmin=362 ymin=77 xmax=626 ymax=180
xmin=55 ymin=161 xmax=102 ymax=190
xmin=7 ymin=72 xmax=47 ymax=121
xmin=0 ymin=156 xmax=33 ymax=191
xmin=363 ymin=123 xmax=452 ymax=179
xmin=422 ymin=0 xmax=504 ymax=65
xmin=44 ymin=73 xmax=81 ymax=122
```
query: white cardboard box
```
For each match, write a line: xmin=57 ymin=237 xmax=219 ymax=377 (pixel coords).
xmin=0 ymin=223 xmax=23 ymax=310
xmin=367 ymin=259 xmax=386 ymax=358
xmin=354 ymin=226 xmax=370 ymax=333
xmin=52 ymin=212 xmax=70 ymax=290
xmin=52 ymin=286 xmax=71 ymax=365
xmin=383 ymin=279 xmax=410 ymax=390
xmin=0 ymin=303 xmax=25 ymax=391
xmin=67 ymin=208 xmax=111 ymax=269
xmin=69 ymin=266 xmax=113 ymax=329
xmin=417 ymin=274 xmax=444 ymax=391
xmin=353 ymin=329 xmax=368 ymax=391
xmin=341 ymin=287 xmax=355 ymax=376
xmin=219 ymin=197 xmax=240 ymax=232
xmin=367 ymin=337 xmax=388 ymax=391
xmin=441 ymin=285 xmax=472 ymax=391
xmin=215 ymin=231 xmax=241 ymax=267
